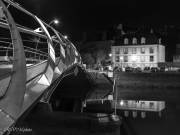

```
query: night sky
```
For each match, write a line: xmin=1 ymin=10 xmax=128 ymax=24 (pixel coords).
xmin=14 ymin=0 xmax=180 ymax=41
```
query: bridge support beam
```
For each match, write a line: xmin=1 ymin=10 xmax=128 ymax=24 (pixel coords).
xmin=0 ymin=0 xmax=26 ymax=133
xmin=0 ymin=0 xmax=82 ymax=134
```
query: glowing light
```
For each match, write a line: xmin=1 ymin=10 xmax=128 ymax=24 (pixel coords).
xmin=49 ymin=19 xmax=59 ymax=26
xmin=120 ymin=100 xmax=124 ymax=106
xmin=109 ymin=53 xmax=112 ymax=57
xmin=120 ymin=56 xmax=123 ymax=61
xmin=64 ymin=35 xmax=68 ymax=39
xmin=131 ymin=55 xmax=137 ymax=61
xmin=108 ymin=95 xmax=113 ymax=100
xmin=54 ymin=19 xmax=59 ymax=24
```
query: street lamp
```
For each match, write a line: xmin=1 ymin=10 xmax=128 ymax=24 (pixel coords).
xmin=49 ymin=19 xmax=59 ymax=26
xmin=64 ymin=35 xmax=68 ymax=39
xmin=120 ymin=100 xmax=124 ymax=106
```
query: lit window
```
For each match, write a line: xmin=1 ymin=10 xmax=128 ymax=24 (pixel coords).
xmin=115 ymin=48 xmax=120 ymax=54
xmin=132 ymin=48 xmax=137 ymax=54
xmin=149 ymin=102 xmax=154 ymax=109
xmin=124 ymin=100 xmax=128 ymax=106
xmin=131 ymin=55 xmax=137 ymax=62
xmin=150 ymin=56 xmax=154 ymax=62
xmin=140 ymin=56 xmax=145 ymax=62
xmin=141 ymin=102 xmax=146 ymax=108
xmin=131 ymin=101 xmax=137 ymax=108
xmin=124 ymin=56 xmax=128 ymax=62
xmin=141 ymin=37 xmax=146 ymax=44
xmin=115 ymin=56 xmax=119 ymax=62
xmin=123 ymin=48 xmax=128 ymax=54
xmin=141 ymin=48 xmax=145 ymax=54
xmin=124 ymin=38 xmax=129 ymax=44
xmin=149 ymin=47 xmax=154 ymax=54
xmin=132 ymin=37 xmax=137 ymax=44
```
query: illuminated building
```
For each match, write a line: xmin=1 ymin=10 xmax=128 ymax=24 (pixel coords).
xmin=111 ymin=33 xmax=165 ymax=69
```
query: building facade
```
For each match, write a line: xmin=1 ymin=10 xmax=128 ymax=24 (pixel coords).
xmin=173 ymin=44 xmax=180 ymax=63
xmin=111 ymin=34 xmax=165 ymax=69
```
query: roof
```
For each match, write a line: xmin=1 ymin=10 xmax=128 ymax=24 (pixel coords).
xmin=114 ymin=30 xmax=162 ymax=46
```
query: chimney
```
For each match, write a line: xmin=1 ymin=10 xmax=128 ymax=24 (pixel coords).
xmin=117 ymin=24 xmax=123 ymax=30
xmin=117 ymin=24 xmax=125 ymax=35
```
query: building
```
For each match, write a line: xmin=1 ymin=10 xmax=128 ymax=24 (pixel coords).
xmin=111 ymin=32 xmax=165 ymax=69
xmin=115 ymin=100 xmax=165 ymax=118
xmin=173 ymin=44 xmax=180 ymax=63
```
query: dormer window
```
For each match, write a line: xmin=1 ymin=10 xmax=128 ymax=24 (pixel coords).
xmin=141 ymin=37 xmax=146 ymax=44
xmin=124 ymin=38 xmax=129 ymax=45
xmin=149 ymin=47 xmax=154 ymax=54
xmin=132 ymin=37 xmax=137 ymax=44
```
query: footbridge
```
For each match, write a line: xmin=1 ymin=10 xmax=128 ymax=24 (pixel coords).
xmin=0 ymin=0 xmax=96 ymax=134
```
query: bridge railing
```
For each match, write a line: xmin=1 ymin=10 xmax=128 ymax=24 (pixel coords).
xmin=0 ymin=45 xmax=48 ymax=65
xmin=0 ymin=0 xmax=82 ymax=134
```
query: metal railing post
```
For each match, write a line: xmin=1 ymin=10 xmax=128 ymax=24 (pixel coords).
xmin=113 ymin=71 xmax=118 ymax=115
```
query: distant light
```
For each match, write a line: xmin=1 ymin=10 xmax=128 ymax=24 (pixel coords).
xmin=120 ymin=100 xmax=124 ymax=106
xmin=108 ymin=95 xmax=113 ymax=100
xmin=64 ymin=35 xmax=68 ymax=39
xmin=109 ymin=53 xmax=112 ymax=57
xmin=131 ymin=55 xmax=137 ymax=61
xmin=49 ymin=19 xmax=59 ymax=26
xmin=54 ymin=19 xmax=59 ymax=24
xmin=120 ymin=56 xmax=123 ymax=61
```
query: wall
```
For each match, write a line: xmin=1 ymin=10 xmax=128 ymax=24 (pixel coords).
xmin=111 ymin=44 xmax=165 ymax=69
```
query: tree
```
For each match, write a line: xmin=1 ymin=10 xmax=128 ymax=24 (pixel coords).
xmin=95 ymin=50 xmax=106 ymax=65
xmin=82 ymin=53 xmax=95 ymax=68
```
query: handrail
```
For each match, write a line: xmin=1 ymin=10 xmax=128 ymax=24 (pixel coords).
xmin=24 ymin=46 xmax=48 ymax=55
xmin=24 ymin=50 xmax=48 ymax=57
xmin=0 ymin=21 xmax=60 ymax=44
xmin=0 ymin=40 xmax=12 ymax=44
xmin=0 ymin=0 xmax=26 ymax=128
xmin=0 ymin=46 xmax=13 ymax=50
xmin=3 ymin=0 xmax=53 ymax=29
xmin=0 ymin=46 xmax=48 ymax=57
xmin=0 ymin=0 xmax=82 ymax=134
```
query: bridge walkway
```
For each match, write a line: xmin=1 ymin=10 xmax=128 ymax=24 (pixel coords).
xmin=0 ymin=0 xmax=82 ymax=134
